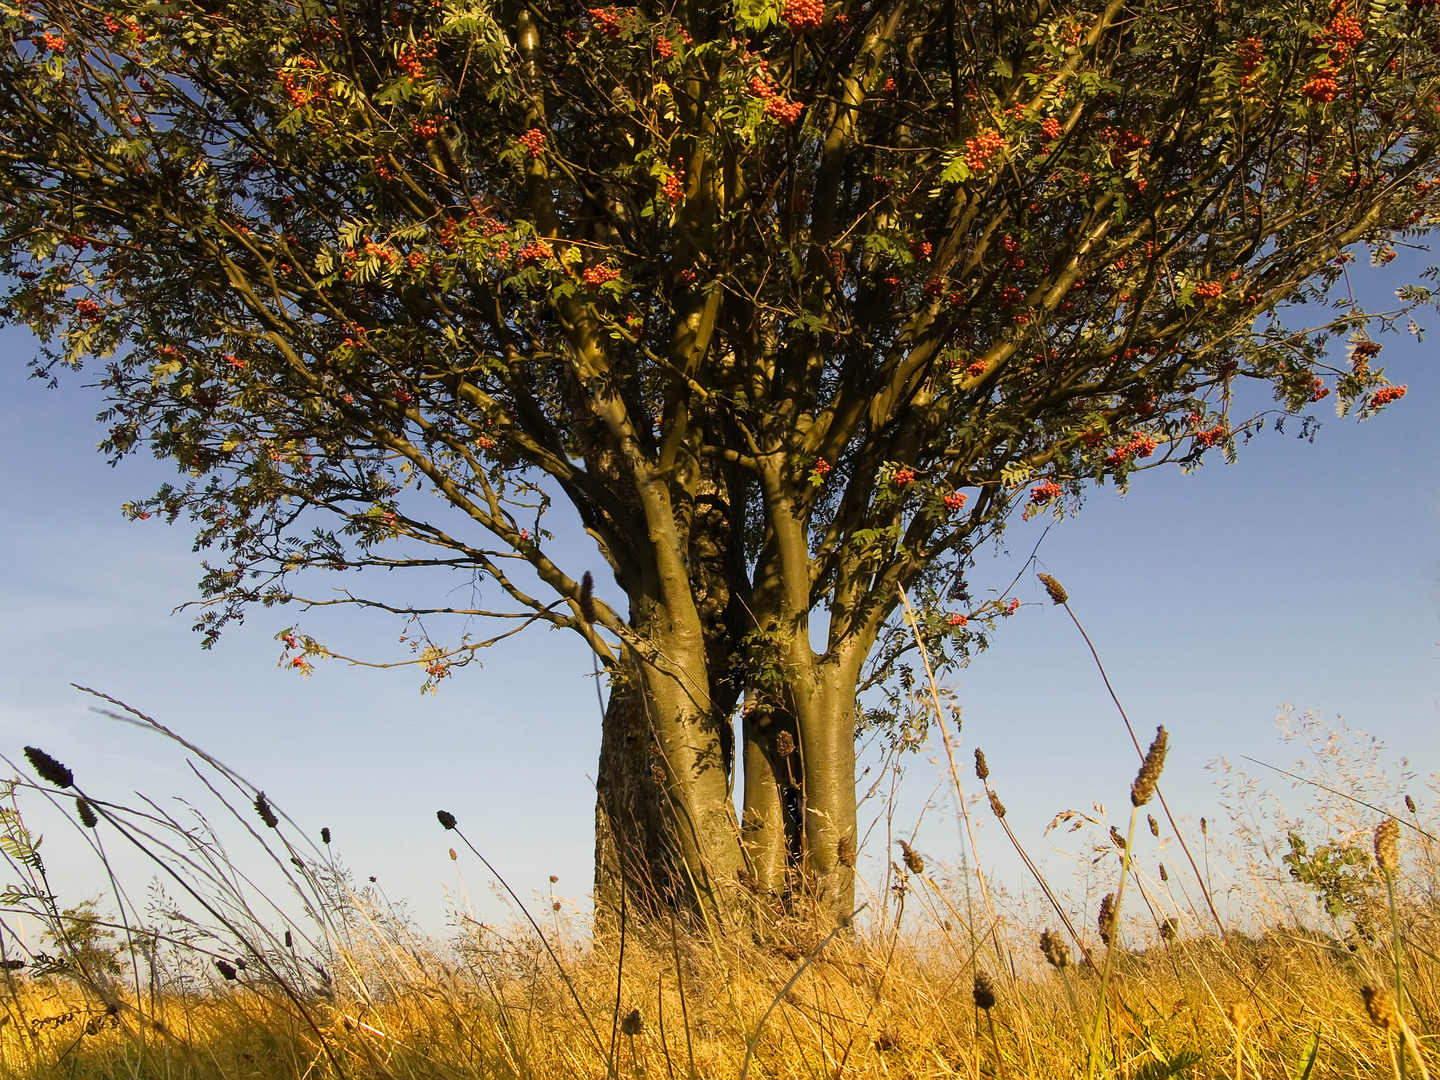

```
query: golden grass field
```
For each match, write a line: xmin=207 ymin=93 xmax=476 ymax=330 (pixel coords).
xmin=0 ymin=707 xmax=1430 ymax=1080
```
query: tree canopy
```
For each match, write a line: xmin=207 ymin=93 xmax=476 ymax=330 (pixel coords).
xmin=2 ymin=0 xmax=1435 ymax=920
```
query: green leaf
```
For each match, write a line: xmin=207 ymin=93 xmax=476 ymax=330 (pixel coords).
xmin=1293 ymin=1027 xmax=1320 ymax=1080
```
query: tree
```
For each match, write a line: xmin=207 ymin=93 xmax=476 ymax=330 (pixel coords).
xmin=2 ymin=0 xmax=1435 ymax=925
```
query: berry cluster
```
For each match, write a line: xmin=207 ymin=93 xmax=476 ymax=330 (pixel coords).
xmin=40 ymin=30 xmax=66 ymax=52
xmin=963 ymin=128 xmax=1005 ymax=173
xmin=943 ymin=491 xmax=968 ymax=510
xmin=749 ymin=73 xmax=807 ymax=126
xmin=412 ymin=115 xmax=446 ymax=139
xmin=1370 ymin=385 xmax=1407 ymax=406
xmin=947 ymin=612 xmax=968 ymax=627
xmin=660 ymin=167 xmax=684 ymax=204
xmin=893 ymin=467 xmax=916 ymax=486
xmin=587 ymin=6 xmax=635 ymax=38
xmin=1301 ymin=68 xmax=1338 ymax=103
xmin=1193 ymin=423 xmax=1227 ymax=448
xmin=280 ymin=56 xmax=329 ymax=109
xmin=1104 ymin=432 xmax=1158 ymax=468
xmin=1193 ymin=281 xmax=1223 ymax=299
xmin=1029 ymin=479 xmax=1061 ymax=503
xmin=1238 ymin=36 xmax=1263 ymax=84
xmin=1316 ymin=7 xmax=1363 ymax=60
xmin=1040 ymin=117 xmax=1061 ymax=140
xmin=75 ymin=299 xmax=102 ymax=320
xmin=398 ymin=35 xmax=436 ymax=81
xmin=582 ymin=264 xmax=620 ymax=286
xmin=515 ymin=239 xmax=554 ymax=267
xmin=964 ymin=359 xmax=987 ymax=377
xmin=783 ymin=0 xmax=825 ymax=30
xmin=812 ymin=458 xmax=832 ymax=476
xmin=517 ymin=128 xmax=547 ymax=158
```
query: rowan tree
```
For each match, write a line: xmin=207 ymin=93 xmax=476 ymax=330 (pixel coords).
xmin=2 ymin=0 xmax=1436 ymax=924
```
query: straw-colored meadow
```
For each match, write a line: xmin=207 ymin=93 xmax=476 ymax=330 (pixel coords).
xmin=0 ymin=706 xmax=1430 ymax=1080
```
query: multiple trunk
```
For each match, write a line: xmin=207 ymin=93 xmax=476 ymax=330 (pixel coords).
xmin=592 ymin=599 xmax=866 ymax=930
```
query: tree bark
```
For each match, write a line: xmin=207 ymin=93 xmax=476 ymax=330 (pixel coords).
xmin=593 ymin=627 xmax=745 ymax=930
xmin=794 ymin=659 xmax=861 ymax=918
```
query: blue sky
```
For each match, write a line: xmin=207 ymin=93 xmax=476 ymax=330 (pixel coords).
xmin=0 ymin=257 xmax=1435 ymax=936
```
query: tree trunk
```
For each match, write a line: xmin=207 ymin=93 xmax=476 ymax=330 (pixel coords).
xmin=593 ymin=629 xmax=745 ymax=930
xmin=794 ymin=661 xmax=861 ymax=919
xmin=593 ymin=673 xmax=672 ymax=934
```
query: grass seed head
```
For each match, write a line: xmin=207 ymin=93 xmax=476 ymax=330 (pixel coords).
xmin=621 ymin=1008 xmax=643 ymax=1036
xmin=1160 ymin=917 xmax=1178 ymax=941
xmin=437 ymin=810 xmax=457 ymax=830
xmin=898 ymin=840 xmax=924 ymax=875
xmin=1110 ymin=826 xmax=1127 ymax=849
xmin=76 ymin=798 xmax=98 ymax=829
xmin=321 ymin=827 xmax=331 ymax=845
xmin=1224 ymin=1000 xmax=1252 ymax=1031
xmin=973 ymin=971 xmax=997 ymax=1010
xmin=1130 ymin=726 xmax=1168 ymax=806
xmin=1148 ymin=814 xmax=1160 ymax=837
xmin=1159 ymin=862 xmax=1168 ymax=881
xmin=1098 ymin=892 xmax=1117 ymax=945
xmin=254 ymin=792 xmax=279 ymax=829
xmin=1039 ymin=929 xmax=1070 ymax=968
xmin=1374 ymin=817 xmax=1399 ymax=874
xmin=775 ymin=730 xmax=796 ymax=756
xmin=215 ymin=959 xmax=237 ymax=981
xmin=974 ymin=747 xmax=989 ymax=781
xmin=579 ymin=571 xmax=596 ymax=624
xmin=1362 ymin=985 xmax=1398 ymax=1031
xmin=1405 ymin=794 xmax=1417 ymax=813
xmin=837 ymin=834 xmax=857 ymax=868
xmin=988 ymin=790 xmax=1007 ymax=819
xmin=23 ymin=747 xmax=73 ymax=789
xmin=1036 ymin=572 xmax=1068 ymax=604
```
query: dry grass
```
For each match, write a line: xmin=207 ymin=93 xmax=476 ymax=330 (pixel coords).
xmin=0 ymin=694 xmax=1430 ymax=1080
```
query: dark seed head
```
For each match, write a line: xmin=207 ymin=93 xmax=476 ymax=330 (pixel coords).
xmin=1405 ymin=794 xmax=1417 ymax=813
xmin=1374 ymin=818 xmax=1399 ymax=874
xmin=621 ymin=1008 xmax=643 ymax=1036
xmin=972 ymin=971 xmax=996 ymax=1010
xmin=1039 ymin=929 xmax=1070 ymax=969
xmin=775 ymin=730 xmax=796 ymax=757
xmin=1159 ymin=862 xmax=1168 ymax=881
xmin=1160 ymin=918 xmax=1178 ymax=941
xmin=76 ymin=798 xmax=98 ymax=829
xmin=1110 ymin=826 xmax=1127 ymax=850
xmin=23 ymin=747 xmax=73 ymax=789
xmin=988 ymin=790 xmax=1007 ymax=819
xmin=1130 ymin=726 xmax=1168 ymax=807
xmin=898 ymin=840 xmax=924 ymax=875
xmin=437 ymin=810 xmax=457 ymax=831
xmin=0 ymin=959 xmax=25 ymax=971
xmin=215 ymin=959 xmax=237 ymax=981
xmin=580 ymin=571 xmax=596 ymax=625
xmin=1148 ymin=814 xmax=1159 ymax=838
xmin=321 ymin=827 xmax=331 ymax=845
xmin=974 ymin=748 xmax=989 ymax=781
xmin=284 ymin=930 xmax=293 ymax=949
xmin=1098 ymin=892 xmax=1117 ymax=945
xmin=254 ymin=792 xmax=279 ymax=829
xmin=837 ymin=834 xmax=857 ymax=868
xmin=1036 ymin=573 xmax=1068 ymax=605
